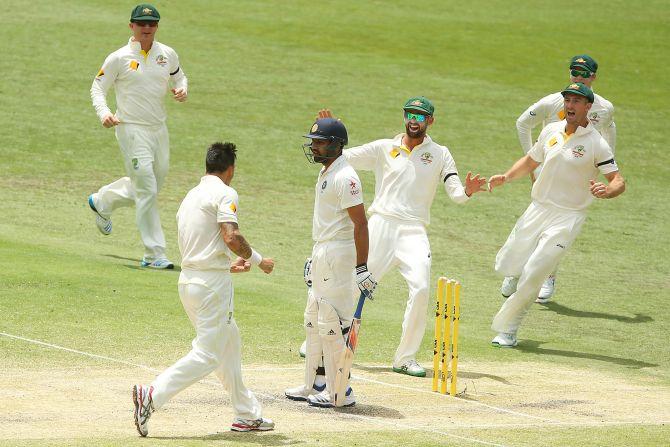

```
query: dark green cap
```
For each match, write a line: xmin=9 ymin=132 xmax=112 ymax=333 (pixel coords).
xmin=403 ymin=96 xmax=434 ymax=116
xmin=561 ymin=82 xmax=594 ymax=103
xmin=570 ymin=54 xmax=598 ymax=73
xmin=131 ymin=4 xmax=160 ymax=22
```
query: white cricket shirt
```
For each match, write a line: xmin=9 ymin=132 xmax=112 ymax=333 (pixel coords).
xmin=344 ymin=134 xmax=469 ymax=226
xmin=529 ymin=120 xmax=618 ymax=211
xmin=91 ymin=38 xmax=187 ymax=126
xmin=177 ymin=175 xmax=239 ymax=271
xmin=517 ymin=92 xmax=616 ymax=154
xmin=312 ymin=156 xmax=364 ymax=242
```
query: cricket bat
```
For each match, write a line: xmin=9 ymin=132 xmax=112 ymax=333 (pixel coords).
xmin=333 ymin=291 xmax=368 ymax=406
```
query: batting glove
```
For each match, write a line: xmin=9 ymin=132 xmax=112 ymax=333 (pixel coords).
xmin=356 ymin=264 xmax=377 ymax=299
xmin=303 ymin=257 xmax=313 ymax=288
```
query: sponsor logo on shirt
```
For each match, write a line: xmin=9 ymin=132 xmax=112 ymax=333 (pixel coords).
xmin=558 ymin=109 xmax=566 ymax=120
xmin=572 ymin=145 xmax=585 ymax=158
xmin=420 ymin=152 xmax=433 ymax=165
xmin=349 ymin=179 xmax=360 ymax=195
xmin=96 ymin=68 xmax=104 ymax=77
xmin=549 ymin=136 xmax=558 ymax=147
xmin=321 ymin=180 xmax=327 ymax=192
xmin=529 ymin=110 xmax=536 ymax=116
xmin=155 ymin=54 xmax=168 ymax=66
xmin=230 ymin=203 xmax=237 ymax=213
xmin=129 ymin=60 xmax=140 ymax=71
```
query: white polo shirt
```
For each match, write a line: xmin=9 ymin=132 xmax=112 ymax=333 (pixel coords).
xmin=529 ymin=120 xmax=618 ymax=211
xmin=177 ymin=175 xmax=238 ymax=271
xmin=517 ymin=92 xmax=616 ymax=154
xmin=91 ymin=38 xmax=187 ymax=126
xmin=313 ymin=156 xmax=364 ymax=243
xmin=344 ymin=134 xmax=469 ymax=226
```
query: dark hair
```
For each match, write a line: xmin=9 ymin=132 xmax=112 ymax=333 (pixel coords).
xmin=206 ymin=142 xmax=237 ymax=173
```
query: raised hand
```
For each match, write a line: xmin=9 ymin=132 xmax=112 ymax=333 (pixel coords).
xmin=464 ymin=172 xmax=487 ymax=196
xmin=488 ymin=174 xmax=507 ymax=192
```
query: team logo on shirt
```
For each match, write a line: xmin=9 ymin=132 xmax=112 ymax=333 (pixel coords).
xmin=572 ymin=145 xmax=585 ymax=158
xmin=420 ymin=152 xmax=433 ymax=165
xmin=155 ymin=54 xmax=168 ymax=66
xmin=349 ymin=179 xmax=360 ymax=195
xmin=589 ymin=112 xmax=600 ymax=124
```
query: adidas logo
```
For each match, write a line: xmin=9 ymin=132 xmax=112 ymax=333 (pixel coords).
xmin=328 ymin=329 xmax=336 ymax=335
xmin=306 ymin=322 xmax=313 ymax=328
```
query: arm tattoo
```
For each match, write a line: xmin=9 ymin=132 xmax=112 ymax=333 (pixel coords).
xmin=221 ymin=222 xmax=253 ymax=259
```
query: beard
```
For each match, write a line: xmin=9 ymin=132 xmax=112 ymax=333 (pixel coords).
xmin=405 ymin=122 xmax=427 ymax=139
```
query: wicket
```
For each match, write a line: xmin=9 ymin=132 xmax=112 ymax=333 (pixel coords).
xmin=432 ymin=277 xmax=461 ymax=396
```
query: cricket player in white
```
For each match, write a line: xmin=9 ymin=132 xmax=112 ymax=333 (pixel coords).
xmin=88 ymin=4 xmax=187 ymax=269
xmin=509 ymin=54 xmax=616 ymax=301
xmin=285 ymin=117 xmax=376 ymax=408
xmin=332 ymin=97 xmax=487 ymax=377
xmin=489 ymin=83 xmax=625 ymax=347
xmin=132 ymin=142 xmax=275 ymax=436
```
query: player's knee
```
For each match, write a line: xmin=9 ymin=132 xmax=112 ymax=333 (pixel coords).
xmin=317 ymin=301 xmax=343 ymax=340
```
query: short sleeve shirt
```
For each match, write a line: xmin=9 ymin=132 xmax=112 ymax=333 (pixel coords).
xmin=312 ymin=156 xmax=364 ymax=242
xmin=529 ymin=121 xmax=618 ymax=211
xmin=177 ymin=175 xmax=239 ymax=270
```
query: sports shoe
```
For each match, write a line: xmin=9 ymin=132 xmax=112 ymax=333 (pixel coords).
xmin=392 ymin=359 xmax=426 ymax=377
xmin=132 ymin=384 xmax=154 ymax=437
xmin=307 ymin=387 xmax=355 ymax=408
xmin=231 ymin=417 xmax=275 ymax=432
xmin=88 ymin=194 xmax=112 ymax=235
xmin=284 ymin=381 xmax=326 ymax=402
xmin=491 ymin=332 xmax=518 ymax=348
xmin=299 ymin=339 xmax=306 ymax=358
xmin=140 ymin=258 xmax=174 ymax=270
xmin=500 ymin=276 xmax=518 ymax=298
xmin=536 ymin=275 xmax=556 ymax=304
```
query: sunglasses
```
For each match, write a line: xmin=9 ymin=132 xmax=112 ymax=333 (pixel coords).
xmin=133 ymin=21 xmax=158 ymax=28
xmin=404 ymin=111 xmax=428 ymax=122
xmin=570 ymin=68 xmax=592 ymax=78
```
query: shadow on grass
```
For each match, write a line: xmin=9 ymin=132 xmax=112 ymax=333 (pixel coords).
xmin=425 ymin=368 xmax=511 ymax=384
xmin=154 ymin=433 xmax=302 ymax=445
xmin=539 ymin=302 xmax=653 ymax=323
xmin=104 ymin=254 xmax=182 ymax=272
xmin=518 ymin=340 xmax=658 ymax=368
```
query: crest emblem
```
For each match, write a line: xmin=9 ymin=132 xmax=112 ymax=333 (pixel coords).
xmin=420 ymin=152 xmax=433 ymax=164
xmin=155 ymin=54 xmax=167 ymax=66
xmin=568 ymin=83 xmax=579 ymax=89
xmin=131 ymin=158 xmax=139 ymax=170
xmin=576 ymin=58 xmax=586 ymax=63
xmin=311 ymin=124 xmax=318 ymax=133
xmin=143 ymin=7 xmax=153 ymax=14
xmin=572 ymin=145 xmax=586 ymax=158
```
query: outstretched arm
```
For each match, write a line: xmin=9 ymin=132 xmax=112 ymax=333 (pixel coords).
xmin=488 ymin=155 xmax=541 ymax=191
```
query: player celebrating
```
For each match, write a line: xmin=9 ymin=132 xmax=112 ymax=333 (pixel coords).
xmin=285 ymin=118 xmax=376 ymax=407
xmin=88 ymin=3 xmax=187 ymax=269
xmin=132 ymin=142 xmax=275 ymax=436
xmin=489 ymin=83 xmax=625 ymax=347
xmin=507 ymin=54 xmax=616 ymax=302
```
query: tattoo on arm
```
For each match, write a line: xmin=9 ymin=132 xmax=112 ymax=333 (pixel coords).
xmin=220 ymin=222 xmax=253 ymax=259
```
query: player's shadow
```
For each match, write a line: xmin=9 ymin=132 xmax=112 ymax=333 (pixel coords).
xmin=155 ymin=433 xmax=302 ymax=445
xmin=539 ymin=302 xmax=653 ymax=323
xmin=517 ymin=340 xmax=658 ymax=369
xmin=104 ymin=254 xmax=182 ymax=271
xmin=333 ymin=403 xmax=404 ymax=419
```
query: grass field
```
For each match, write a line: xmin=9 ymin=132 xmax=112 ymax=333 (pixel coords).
xmin=1 ymin=1 xmax=669 ymax=446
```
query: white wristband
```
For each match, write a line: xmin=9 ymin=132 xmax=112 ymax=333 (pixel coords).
xmin=246 ymin=249 xmax=263 ymax=266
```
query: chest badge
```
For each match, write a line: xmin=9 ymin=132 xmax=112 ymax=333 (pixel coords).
xmin=572 ymin=145 xmax=586 ymax=158
xmin=129 ymin=60 xmax=139 ymax=71
xmin=419 ymin=152 xmax=433 ymax=165
xmin=155 ymin=54 xmax=168 ymax=66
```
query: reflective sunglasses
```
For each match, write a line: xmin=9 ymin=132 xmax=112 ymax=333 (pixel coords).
xmin=404 ymin=111 xmax=428 ymax=122
xmin=133 ymin=21 xmax=158 ymax=28
xmin=570 ymin=68 xmax=592 ymax=78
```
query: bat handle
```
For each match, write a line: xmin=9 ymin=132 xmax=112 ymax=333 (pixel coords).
xmin=353 ymin=292 xmax=366 ymax=319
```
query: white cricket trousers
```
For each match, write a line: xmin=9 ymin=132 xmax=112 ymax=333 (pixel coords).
xmin=150 ymin=270 xmax=262 ymax=420
xmin=94 ymin=123 xmax=169 ymax=261
xmin=311 ymin=239 xmax=357 ymax=322
xmin=492 ymin=202 xmax=586 ymax=334
xmin=367 ymin=214 xmax=431 ymax=366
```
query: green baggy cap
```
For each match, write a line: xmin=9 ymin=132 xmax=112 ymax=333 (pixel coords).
xmin=403 ymin=96 xmax=434 ymax=116
xmin=131 ymin=4 xmax=160 ymax=22
xmin=561 ymin=82 xmax=594 ymax=103
xmin=570 ymin=54 xmax=598 ymax=73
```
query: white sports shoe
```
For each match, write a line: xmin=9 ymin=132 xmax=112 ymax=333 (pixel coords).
xmin=132 ymin=384 xmax=154 ymax=437
xmin=536 ymin=276 xmax=556 ymax=303
xmin=491 ymin=332 xmax=518 ymax=348
xmin=307 ymin=388 xmax=356 ymax=408
xmin=231 ymin=417 xmax=275 ymax=432
xmin=284 ymin=381 xmax=326 ymax=401
xmin=299 ymin=340 xmax=306 ymax=358
xmin=393 ymin=359 xmax=426 ymax=377
xmin=140 ymin=258 xmax=174 ymax=270
xmin=88 ymin=194 xmax=112 ymax=235
xmin=500 ymin=276 xmax=518 ymax=298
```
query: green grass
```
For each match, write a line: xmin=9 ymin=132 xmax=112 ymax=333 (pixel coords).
xmin=1 ymin=0 xmax=669 ymax=445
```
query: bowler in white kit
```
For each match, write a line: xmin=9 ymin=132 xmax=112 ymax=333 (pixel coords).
xmin=488 ymin=83 xmax=625 ymax=347
xmin=88 ymin=3 xmax=187 ymax=269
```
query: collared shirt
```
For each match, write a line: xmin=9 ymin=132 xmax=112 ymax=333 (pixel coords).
xmin=344 ymin=134 xmax=468 ymax=226
xmin=312 ymin=156 xmax=364 ymax=242
xmin=91 ymin=38 xmax=187 ymax=126
xmin=529 ymin=120 xmax=618 ymax=211
xmin=177 ymin=175 xmax=239 ymax=271
xmin=517 ymin=92 xmax=616 ymax=154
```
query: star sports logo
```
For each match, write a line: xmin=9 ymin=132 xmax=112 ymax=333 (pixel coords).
xmin=349 ymin=179 xmax=360 ymax=195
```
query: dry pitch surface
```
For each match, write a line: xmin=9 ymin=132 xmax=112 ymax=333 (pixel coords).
xmin=2 ymin=335 xmax=669 ymax=446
